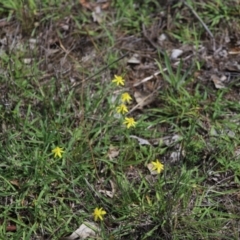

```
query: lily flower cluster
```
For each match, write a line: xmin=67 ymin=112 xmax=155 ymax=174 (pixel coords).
xmin=112 ymin=75 xmax=136 ymax=128
xmin=112 ymin=75 xmax=164 ymax=173
xmin=49 ymin=75 xmax=164 ymax=223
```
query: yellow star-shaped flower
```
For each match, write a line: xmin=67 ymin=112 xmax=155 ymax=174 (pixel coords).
xmin=52 ymin=146 xmax=64 ymax=158
xmin=112 ymin=75 xmax=125 ymax=86
xmin=116 ymin=104 xmax=128 ymax=114
xmin=93 ymin=207 xmax=107 ymax=221
xmin=151 ymin=159 xmax=164 ymax=174
xmin=121 ymin=92 xmax=132 ymax=103
xmin=123 ymin=117 xmax=136 ymax=128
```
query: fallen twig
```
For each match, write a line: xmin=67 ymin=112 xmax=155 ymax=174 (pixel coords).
xmin=133 ymin=55 xmax=192 ymax=87
xmin=126 ymin=89 xmax=160 ymax=115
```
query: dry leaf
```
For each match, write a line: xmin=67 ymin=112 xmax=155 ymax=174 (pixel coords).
xmin=61 ymin=222 xmax=99 ymax=240
xmin=107 ymin=145 xmax=119 ymax=160
xmin=127 ymin=54 xmax=141 ymax=64
xmin=79 ymin=0 xmax=93 ymax=10
xmin=211 ymin=74 xmax=226 ymax=89
xmin=99 ymin=180 xmax=116 ymax=198
xmin=134 ymin=91 xmax=156 ymax=109
xmin=6 ymin=225 xmax=17 ymax=232
xmin=99 ymin=189 xmax=114 ymax=198
xmin=229 ymin=47 xmax=240 ymax=55
xmin=147 ymin=163 xmax=158 ymax=175
xmin=158 ymin=33 xmax=167 ymax=43
xmin=23 ymin=58 xmax=33 ymax=64
xmin=171 ymin=49 xmax=183 ymax=60
xmin=92 ymin=6 xmax=103 ymax=23
xmin=101 ymin=2 xmax=110 ymax=10
xmin=169 ymin=151 xmax=182 ymax=163
xmin=234 ymin=146 xmax=240 ymax=158
xmin=159 ymin=134 xmax=182 ymax=147
xmin=10 ymin=180 xmax=20 ymax=187
xmin=129 ymin=135 xmax=151 ymax=145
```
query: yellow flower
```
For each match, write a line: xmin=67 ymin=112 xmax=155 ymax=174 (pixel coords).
xmin=52 ymin=146 xmax=64 ymax=158
xmin=112 ymin=75 xmax=125 ymax=86
xmin=116 ymin=104 xmax=128 ymax=114
xmin=151 ymin=159 xmax=164 ymax=174
xmin=123 ymin=117 xmax=136 ymax=128
xmin=121 ymin=92 xmax=132 ymax=103
xmin=93 ymin=207 xmax=107 ymax=221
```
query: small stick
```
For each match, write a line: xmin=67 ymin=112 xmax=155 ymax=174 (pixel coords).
xmin=133 ymin=54 xmax=192 ymax=87
xmin=126 ymin=90 xmax=158 ymax=115
xmin=133 ymin=70 xmax=162 ymax=87
xmin=133 ymin=61 xmax=180 ymax=87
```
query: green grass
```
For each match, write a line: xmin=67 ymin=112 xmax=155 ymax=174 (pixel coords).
xmin=1 ymin=0 xmax=240 ymax=239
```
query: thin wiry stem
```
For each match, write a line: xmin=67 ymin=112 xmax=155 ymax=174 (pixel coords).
xmin=70 ymin=53 xmax=128 ymax=92
xmin=183 ymin=0 xmax=214 ymax=39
